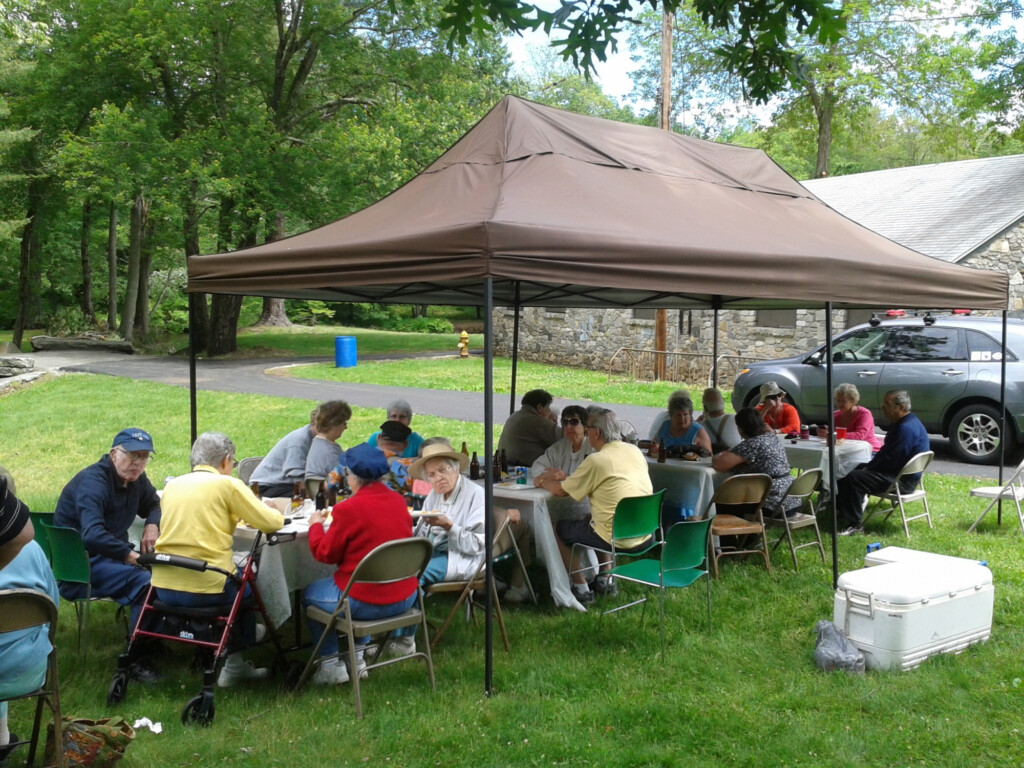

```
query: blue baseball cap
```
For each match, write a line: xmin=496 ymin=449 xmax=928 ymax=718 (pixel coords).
xmin=344 ymin=443 xmax=390 ymax=480
xmin=111 ymin=428 xmax=155 ymax=454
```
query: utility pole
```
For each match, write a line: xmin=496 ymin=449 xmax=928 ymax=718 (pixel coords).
xmin=654 ymin=6 xmax=673 ymax=381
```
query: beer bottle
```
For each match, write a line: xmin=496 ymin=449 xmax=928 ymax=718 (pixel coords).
xmin=250 ymin=481 xmax=261 ymax=497
xmin=470 ymin=451 xmax=480 ymax=480
xmin=657 ymin=441 xmax=667 ymax=464
xmin=314 ymin=481 xmax=327 ymax=512
xmin=492 ymin=451 xmax=501 ymax=482
xmin=291 ymin=481 xmax=303 ymax=511
xmin=461 ymin=441 xmax=469 ymax=457
xmin=499 ymin=448 xmax=508 ymax=474
xmin=327 ymin=484 xmax=337 ymax=508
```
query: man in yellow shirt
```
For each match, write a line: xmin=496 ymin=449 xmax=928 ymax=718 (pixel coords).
xmin=154 ymin=431 xmax=284 ymax=687
xmin=534 ymin=408 xmax=652 ymax=606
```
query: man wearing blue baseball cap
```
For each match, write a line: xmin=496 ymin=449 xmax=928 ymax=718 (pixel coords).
xmin=55 ymin=428 xmax=163 ymax=681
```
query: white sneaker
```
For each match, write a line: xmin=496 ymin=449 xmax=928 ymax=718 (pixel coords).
xmin=312 ymin=657 xmax=349 ymax=686
xmin=347 ymin=651 xmax=368 ymax=680
xmin=383 ymin=636 xmax=417 ymax=659
xmin=217 ymin=659 xmax=270 ymax=688
xmin=254 ymin=623 xmax=268 ymax=643
xmin=503 ymin=585 xmax=530 ymax=604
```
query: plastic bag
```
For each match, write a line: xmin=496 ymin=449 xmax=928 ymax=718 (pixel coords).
xmin=813 ymin=620 xmax=865 ymax=673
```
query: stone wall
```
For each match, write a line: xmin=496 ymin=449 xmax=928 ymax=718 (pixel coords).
xmin=492 ymin=218 xmax=1024 ymax=381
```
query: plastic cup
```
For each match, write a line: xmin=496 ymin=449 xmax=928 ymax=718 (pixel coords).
xmin=835 ymin=427 xmax=847 ymax=441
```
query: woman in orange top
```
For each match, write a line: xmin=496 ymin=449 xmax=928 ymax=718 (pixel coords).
xmin=755 ymin=381 xmax=801 ymax=434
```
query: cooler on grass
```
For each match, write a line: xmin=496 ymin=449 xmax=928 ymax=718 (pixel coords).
xmin=833 ymin=560 xmax=993 ymax=671
xmin=863 ymin=545 xmax=986 ymax=569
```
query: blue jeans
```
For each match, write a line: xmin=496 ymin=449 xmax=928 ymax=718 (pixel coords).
xmin=302 ymin=576 xmax=417 ymax=656
xmin=420 ymin=554 xmax=449 ymax=587
xmin=155 ymin=576 xmax=256 ymax=647
xmin=58 ymin=555 xmax=151 ymax=631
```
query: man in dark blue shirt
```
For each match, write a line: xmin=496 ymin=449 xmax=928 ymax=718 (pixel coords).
xmin=836 ymin=390 xmax=930 ymax=535
xmin=54 ymin=428 xmax=162 ymax=679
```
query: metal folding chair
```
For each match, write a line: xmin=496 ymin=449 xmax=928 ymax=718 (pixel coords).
xmin=863 ymin=451 xmax=934 ymax=538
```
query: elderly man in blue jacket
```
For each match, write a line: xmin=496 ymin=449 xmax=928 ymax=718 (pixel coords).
xmin=54 ymin=428 xmax=162 ymax=680
xmin=836 ymin=390 xmax=930 ymax=536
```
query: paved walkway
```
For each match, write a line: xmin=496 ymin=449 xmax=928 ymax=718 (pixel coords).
xmin=7 ymin=347 xmax=1005 ymax=479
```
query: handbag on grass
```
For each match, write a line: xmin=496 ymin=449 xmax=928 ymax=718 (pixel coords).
xmin=44 ymin=716 xmax=135 ymax=768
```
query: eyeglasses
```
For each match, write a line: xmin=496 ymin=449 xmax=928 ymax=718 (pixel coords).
xmin=115 ymin=448 xmax=151 ymax=465
xmin=230 ymin=458 xmax=239 ymax=469
xmin=766 ymin=394 xmax=784 ymax=401
xmin=585 ymin=424 xmax=599 ymax=431
xmin=561 ymin=418 xmax=582 ymax=426
xmin=426 ymin=465 xmax=456 ymax=481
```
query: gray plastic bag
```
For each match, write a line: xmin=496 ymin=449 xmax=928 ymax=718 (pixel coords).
xmin=813 ymin=620 xmax=865 ymax=673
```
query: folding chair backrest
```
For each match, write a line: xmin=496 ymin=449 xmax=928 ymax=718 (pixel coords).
xmin=40 ymin=522 xmax=92 ymax=585
xmin=786 ymin=468 xmax=822 ymax=501
xmin=895 ymin=451 xmax=934 ymax=481
xmin=350 ymin=537 xmax=433 ymax=587
xmin=612 ymin=490 xmax=665 ymax=542
xmin=0 ymin=588 xmax=58 ymax=639
xmin=710 ymin=474 xmax=772 ymax=509
xmin=237 ymin=456 xmax=263 ymax=486
xmin=663 ymin=518 xmax=713 ymax=572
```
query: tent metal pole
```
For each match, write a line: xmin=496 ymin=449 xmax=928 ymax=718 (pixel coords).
xmin=510 ymin=283 xmax=521 ymax=415
xmin=825 ymin=303 xmax=838 ymax=588
xmin=712 ymin=307 xmax=719 ymax=388
xmin=188 ymin=293 xmax=198 ymax=445
xmin=999 ymin=310 xmax=1008 ymax=525
xmin=483 ymin=278 xmax=495 ymax=695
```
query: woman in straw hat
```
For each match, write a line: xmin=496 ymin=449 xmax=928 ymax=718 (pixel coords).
xmin=408 ymin=438 xmax=485 ymax=587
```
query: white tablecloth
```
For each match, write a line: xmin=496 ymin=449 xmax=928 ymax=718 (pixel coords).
xmin=781 ymin=437 xmax=873 ymax=484
xmin=645 ymin=455 xmax=726 ymax=519
xmin=487 ymin=483 xmax=590 ymax=612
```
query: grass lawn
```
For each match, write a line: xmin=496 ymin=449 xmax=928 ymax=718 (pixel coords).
xmin=229 ymin=325 xmax=485 ymax=359
xmin=3 ymin=375 xmax=1022 ymax=767
xmin=288 ymin=356 xmax=708 ymax=409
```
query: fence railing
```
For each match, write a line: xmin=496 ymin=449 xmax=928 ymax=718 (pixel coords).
xmin=606 ymin=348 xmax=769 ymax=388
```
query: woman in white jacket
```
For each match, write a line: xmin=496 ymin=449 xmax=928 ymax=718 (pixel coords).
xmin=410 ymin=440 xmax=485 ymax=586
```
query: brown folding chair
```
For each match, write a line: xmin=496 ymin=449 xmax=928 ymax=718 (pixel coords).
xmin=0 ymin=588 xmax=64 ymax=768
xmin=765 ymin=468 xmax=826 ymax=571
xmin=707 ymin=474 xmax=772 ymax=579
xmin=426 ymin=516 xmax=512 ymax=652
xmin=863 ymin=451 xmax=934 ymax=538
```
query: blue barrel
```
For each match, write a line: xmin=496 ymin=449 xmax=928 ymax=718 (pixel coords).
xmin=334 ymin=336 xmax=357 ymax=368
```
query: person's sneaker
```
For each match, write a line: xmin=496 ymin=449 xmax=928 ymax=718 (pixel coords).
xmin=592 ymin=576 xmax=618 ymax=597
xmin=128 ymin=660 xmax=163 ymax=684
xmin=347 ymin=652 xmax=368 ymax=680
xmin=312 ymin=657 xmax=349 ymax=686
xmin=838 ymin=526 xmax=864 ymax=537
xmin=217 ymin=660 xmax=269 ymax=688
xmin=571 ymin=583 xmax=595 ymax=605
xmin=0 ymin=733 xmax=21 ymax=763
xmin=254 ymin=623 xmax=268 ymax=643
xmin=503 ymin=584 xmax=530 ymax=604
xmin=382 ymin=636 xmax=417 ymax=659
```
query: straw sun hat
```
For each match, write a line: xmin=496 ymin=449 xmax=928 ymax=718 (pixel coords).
xmin=409 ymin=442 xmax=470 ymax=481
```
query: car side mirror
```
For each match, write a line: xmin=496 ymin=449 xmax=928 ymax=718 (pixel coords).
xmin=806 ymin=352 xmax=822 ymax=366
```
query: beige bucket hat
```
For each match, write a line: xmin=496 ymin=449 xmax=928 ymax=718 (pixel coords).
xmin=409 ymin=441 xmax=470 ymax=481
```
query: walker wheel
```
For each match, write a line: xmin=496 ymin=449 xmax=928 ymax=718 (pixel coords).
xmin=106 ymin=673 xmax=128 ymax=706
xmin=181 ymin=693 xmax=215 ymax=726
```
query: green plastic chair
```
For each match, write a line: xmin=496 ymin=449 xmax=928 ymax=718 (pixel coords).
xmin=612 ymin=517 xmax=713 ymax=657
xmin=28 ymin=511 xmax=55 ymax=565
xmin=570 ymin=489 xmax=665 ymax=613
xmin=40 ymin=520 xmax=100 ymax=659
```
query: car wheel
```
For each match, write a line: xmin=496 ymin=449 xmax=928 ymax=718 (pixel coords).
xmin=950 ymin=404 xmax=1005 ymax=465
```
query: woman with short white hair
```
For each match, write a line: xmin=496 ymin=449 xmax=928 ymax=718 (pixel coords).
xmin=833 ymin=383 xmax=882 ymax=451
xmin=697 ymin=387 xmax=741 ymax=451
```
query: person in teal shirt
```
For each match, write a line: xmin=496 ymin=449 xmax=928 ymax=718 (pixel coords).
xmin=365 ymin=399 xmax=424 ymax=459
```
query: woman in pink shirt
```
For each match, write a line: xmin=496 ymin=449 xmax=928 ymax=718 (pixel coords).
xmin=833 ymin=383 xmax=882 ymax=452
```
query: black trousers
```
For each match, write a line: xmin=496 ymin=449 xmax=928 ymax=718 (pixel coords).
xmin=836 ymin=466 xmax=918 ymax=528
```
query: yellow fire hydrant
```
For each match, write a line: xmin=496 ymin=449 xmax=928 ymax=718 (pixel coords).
xmin=457 ymin=330 xmax=469 ymax=358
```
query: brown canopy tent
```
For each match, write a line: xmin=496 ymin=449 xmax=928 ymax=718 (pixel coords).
xmin=187 ymin=95 xmax=1008 ymax=691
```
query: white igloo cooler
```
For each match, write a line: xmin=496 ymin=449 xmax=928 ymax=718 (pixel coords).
xmin=863 ymin=545 xmax=986 ymax=570
xmin=834 ymin=560 xmax=994 ymax=671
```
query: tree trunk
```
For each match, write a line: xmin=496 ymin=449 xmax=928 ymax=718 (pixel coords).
xmin=809 ymin=83 xmax=834 ymax=179
xmin=119 ymin=193 xmax=147 ymax=339
xmin=182 ymin=179 xmax=208 ymax=353
xmin=80 ymin=200 xmax=95 ymax=323
xmin=207 ymin=196 xmax=257 ymax=356
xmin=11 ymin=179 xmax=41 ymax=350
xmin=253 ymin=210 xmax=292 ymax=328
xmin=107 ymin=200 xmax=118 ymax=331
xmin=133 ymin=212 xmax=155 ymax=337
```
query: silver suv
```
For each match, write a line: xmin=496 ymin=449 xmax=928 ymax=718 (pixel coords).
xmin=731 ymin=316 xmax=1024 ymax=464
